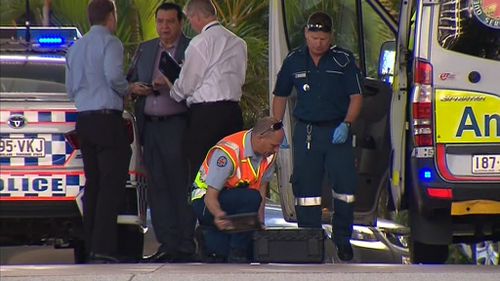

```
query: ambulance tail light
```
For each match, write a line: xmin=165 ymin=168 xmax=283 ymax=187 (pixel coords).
xmin=414 ymin=59 xmax=433 ymax=85
xmin=426 ymin=187 xmax=453 ymax=200
xmin=64 ymin=130 xmax=80 ymax=149
xmin=412 ymin=59 xmax=434 ymax=147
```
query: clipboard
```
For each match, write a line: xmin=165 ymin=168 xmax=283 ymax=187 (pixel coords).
xmin=221 ymin=212 xmax=262 ymax=233
xmin=158 ymin=51 xmax=181 ymax=82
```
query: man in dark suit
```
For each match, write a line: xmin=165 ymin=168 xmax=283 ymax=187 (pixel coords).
xmin=128 ymin=2 xmax=195 ymax=262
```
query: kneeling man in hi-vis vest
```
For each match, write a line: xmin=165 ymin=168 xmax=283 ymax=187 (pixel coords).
xmin=191 ymin=117 xmax=285 ymax=263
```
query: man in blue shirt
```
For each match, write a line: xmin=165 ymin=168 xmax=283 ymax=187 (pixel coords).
xmin=272 ymin=11 xmax=363 ymax=261
xmin=65 ymin=0 xmax=147 ymax=264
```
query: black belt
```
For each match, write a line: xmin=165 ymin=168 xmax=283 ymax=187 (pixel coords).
xmin=297 ymin=118 xmax=340 ymax=127
xmin=144 ymin=112 xmax=186 ymax=122
xmin=78 ymin=109 xmax=122 ymax=116
xmin=190 ymin=100 xmax=238 ymax=108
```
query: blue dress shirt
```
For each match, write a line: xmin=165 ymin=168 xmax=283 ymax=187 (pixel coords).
xmin=65 ymin=25 xmax=129 ymax=111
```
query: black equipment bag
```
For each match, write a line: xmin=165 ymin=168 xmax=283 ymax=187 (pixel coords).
xmin=253 ymin=227 xmax=325 ymax=263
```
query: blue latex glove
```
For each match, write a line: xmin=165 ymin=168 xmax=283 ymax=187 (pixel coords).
xmin=332 ymin=122 xmax=349 ymax=144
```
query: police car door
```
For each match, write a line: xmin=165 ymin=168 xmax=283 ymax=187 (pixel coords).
xmin=270 ymin=0 xmax=398 ymax=226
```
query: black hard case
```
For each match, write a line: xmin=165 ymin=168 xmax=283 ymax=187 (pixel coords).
xmin=253 ymin=228 xmax=325 ymax=263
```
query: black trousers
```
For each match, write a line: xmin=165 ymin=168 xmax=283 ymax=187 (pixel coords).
xmin=76 ymin=113 xmax=131 ymax=256
xmin=142 ymin=114 xmax=195 ymax=254
xmin=186 ymin=101 xmax=243 ymax=183
xmin=192 ymin=188 xmax=261 ymax=257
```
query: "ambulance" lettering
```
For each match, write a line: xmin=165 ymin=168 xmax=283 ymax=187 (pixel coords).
xmin=456 ymin=106 xmax=500 ymax=137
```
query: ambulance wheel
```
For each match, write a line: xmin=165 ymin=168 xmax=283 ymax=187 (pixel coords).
xmin=72 ymin=239 xmax=87 ymax=264
xmin=117 ymin=224 xmax=144 ymax=262
xmin=410 ymin=239 xmax=448 ymax=264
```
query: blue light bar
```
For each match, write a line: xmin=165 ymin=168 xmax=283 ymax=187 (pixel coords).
xmin=38 ymin=36 xmax=64 ymax=44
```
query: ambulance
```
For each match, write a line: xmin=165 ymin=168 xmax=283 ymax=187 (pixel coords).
xmin=388 ymin=0 xmax=499 ymax=263
xmin=269 ymin=0 xmax=499 ymax=263
xmin=0 ymin=27 xmax=147 ymax=262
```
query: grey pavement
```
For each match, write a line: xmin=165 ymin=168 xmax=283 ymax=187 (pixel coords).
xmin=1 ymin=263 xmax=499 ymax=281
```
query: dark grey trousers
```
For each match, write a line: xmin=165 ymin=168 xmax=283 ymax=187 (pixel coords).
xmin=143 ymin=114 xmax=196 ymax=254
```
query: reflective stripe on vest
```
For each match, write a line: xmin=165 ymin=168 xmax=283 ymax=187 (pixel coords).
xmin=191 ymin=187 xmax=207 ymax=201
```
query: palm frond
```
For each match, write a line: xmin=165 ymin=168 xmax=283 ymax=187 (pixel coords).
xmin=0 ymin=0 xmax=44 ymax=26
xmin=51 ymin=0 xmax=89 ymax=32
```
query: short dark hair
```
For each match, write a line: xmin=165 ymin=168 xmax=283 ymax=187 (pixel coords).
xmin=88 ymin=0 xmax=116 ymax=26
xmin=306 ymin=11 xmax=333 ymax=33
xmin=156 ymin=2 xmax=184 ymax=22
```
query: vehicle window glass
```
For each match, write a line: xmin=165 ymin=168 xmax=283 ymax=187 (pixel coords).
xmin=283 ymin=0 xmax=361 ymax=62
xmin=438 ymin=0 xmax=500 ymax=61
xmin=362 ymin=1 xmax=396 ymax=78
xmin=0 ymin=63 xmax=66 ymax=93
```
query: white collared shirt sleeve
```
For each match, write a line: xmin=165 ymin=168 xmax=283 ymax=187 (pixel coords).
xmin=169 ymin=25 xmax=247 ymax=106
xmin=170 ymin=43 xmax=207 ymax=102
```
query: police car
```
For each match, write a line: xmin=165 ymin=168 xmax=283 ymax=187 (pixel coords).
xmin=0 ymin=27 xmax=147 ymax=262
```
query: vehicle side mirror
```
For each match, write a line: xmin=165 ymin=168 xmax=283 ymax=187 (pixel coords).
xmin=378 ymin=41 xmax=396 ymax=85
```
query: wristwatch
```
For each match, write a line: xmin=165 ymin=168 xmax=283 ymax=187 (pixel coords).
xmin=343 ymin=121 xmax=351 ymax=128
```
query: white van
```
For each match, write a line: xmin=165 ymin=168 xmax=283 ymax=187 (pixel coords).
xmin=387 ymin=0 xmax=499 ymax=263
xmin=269 ymin=0 xmax=499 ymax=264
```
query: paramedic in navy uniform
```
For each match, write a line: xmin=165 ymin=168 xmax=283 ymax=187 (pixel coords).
xmin=65 ymin=0 xmax=147 ymax=263
xmin=271 ymin=11 xmax=363 ymax=261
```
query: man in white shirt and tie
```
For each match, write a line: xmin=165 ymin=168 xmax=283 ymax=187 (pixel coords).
xmin=168 ymin=0 xmax=247 ymax=186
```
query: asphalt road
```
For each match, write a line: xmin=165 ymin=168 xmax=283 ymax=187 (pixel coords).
xmin=1 ymin=263 xmax=499 ymax=281
xmin=0 ymin=216 xmax=159 ymax=265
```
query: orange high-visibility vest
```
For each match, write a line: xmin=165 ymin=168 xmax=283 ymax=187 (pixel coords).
xmin=192 ymin=130 xmax=276 ymax=200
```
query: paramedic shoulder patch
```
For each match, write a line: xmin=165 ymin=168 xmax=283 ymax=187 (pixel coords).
xmin=216 ymin=156 xmax=228 ymax=167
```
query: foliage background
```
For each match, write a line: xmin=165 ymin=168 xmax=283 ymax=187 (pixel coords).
xmin=0 ymin=0 xmax=269 ymax=128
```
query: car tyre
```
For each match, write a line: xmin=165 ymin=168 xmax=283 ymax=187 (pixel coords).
xmin=72 ymin=239 xmax=87 ymax=264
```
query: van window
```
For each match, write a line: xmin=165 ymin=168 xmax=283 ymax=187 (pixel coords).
xmin=283 ymin=0 xmax=396 ymax=76
xmin=438 ymin=0 xmax=500 ymax=61
xmin=283 ymin=0 xmax=361 ymax=62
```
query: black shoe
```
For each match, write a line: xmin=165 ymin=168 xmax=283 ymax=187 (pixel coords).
xmin=203 ymin=252 xmax=227 ymax=263
xmin=142 ymin=250 xmax=174 ymax=263
xmin=227 ymin=248 xmax=250 ymax=264
xmin=88 ymin=253 xmax=121 ymax=264
xmin=336 ymin=243 xmax=353 ymax=261
xmin=170 ymin=251 xmax=197 ymax=263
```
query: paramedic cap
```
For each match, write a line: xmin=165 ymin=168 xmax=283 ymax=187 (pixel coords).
xmin=306 ymin=11 xmax=333 ymax=33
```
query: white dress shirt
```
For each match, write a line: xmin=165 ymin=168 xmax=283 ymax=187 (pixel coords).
xmin=170 ymin=21 xmax=247 ymax=106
